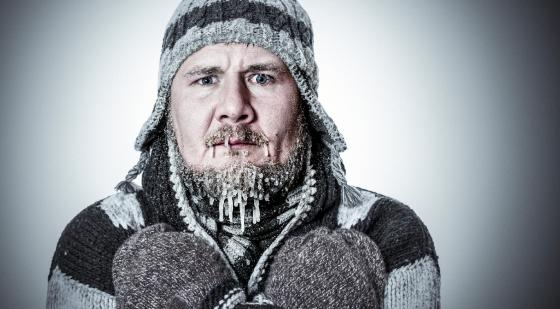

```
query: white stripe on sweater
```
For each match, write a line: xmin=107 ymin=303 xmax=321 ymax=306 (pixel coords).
xmin=98 ymin=192 xmax=145 ymax=231
xmin=46 ymin=266 xmax=115 ymax=309
xmin=384 ymin=255 xmax=441 ymax=309
xmin=336 ymin=185 xmax=379 ymax=229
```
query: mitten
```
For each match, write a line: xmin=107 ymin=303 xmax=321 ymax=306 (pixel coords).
xmin=264 ymin=228 xmax=387 ymax=309
xmin=112 ymin=223 xmax=245 ymax=309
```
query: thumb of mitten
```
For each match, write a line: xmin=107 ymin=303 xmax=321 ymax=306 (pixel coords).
xmin=264 ymin=228 xmax=387 ymax=309
xmin=112 ymin=223 xmax=236 ymax=309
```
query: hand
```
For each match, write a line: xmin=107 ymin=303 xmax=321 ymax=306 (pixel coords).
xmin=264 ymin=228 xmax=387 ymax=309
xmin=112 ymin=223 xmax=239 ymax=309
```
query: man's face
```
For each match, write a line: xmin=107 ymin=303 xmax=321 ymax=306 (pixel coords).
xmin=170 ymin=43 xmax=301 ymax=170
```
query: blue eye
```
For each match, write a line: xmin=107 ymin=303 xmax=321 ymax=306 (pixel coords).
xmin=197 ymin=76 xmax=217 ymax=86
xmin=251 ymin=74 xmax=274 ymax=85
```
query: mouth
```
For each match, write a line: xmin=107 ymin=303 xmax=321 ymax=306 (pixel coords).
xmin=212 ymin=137 xmax=266 ymax=155
xmin=204 ymin=126 xmax=270 ymax=158
xmin=213 ymin=137 xmax=258 ymax=150
xmin=208 ymin=136 xmax=271 ymax=159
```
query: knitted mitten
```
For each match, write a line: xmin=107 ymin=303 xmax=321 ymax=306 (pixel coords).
xmin=264 ymin=228 xmax=387 ymax=309
xmin=112 ymin=223 xmax=245 ymax=309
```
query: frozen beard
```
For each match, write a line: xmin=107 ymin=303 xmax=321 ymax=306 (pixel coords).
xmin=169 ymin=115 xmax=310 ymax=233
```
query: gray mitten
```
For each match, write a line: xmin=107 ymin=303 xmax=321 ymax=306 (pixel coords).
xmin=264 ymin=228 xmax=387 ymax=309
xmin=112 ymin=223 xmax=245 ymax=309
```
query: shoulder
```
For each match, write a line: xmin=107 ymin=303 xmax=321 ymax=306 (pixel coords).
xmin=48 ymin=191 xmax=146 ymax=295
xmin=335 ymin=185 xmax=438 ymax=273
xmin=335 ymin=185 xmax=440 ymax=306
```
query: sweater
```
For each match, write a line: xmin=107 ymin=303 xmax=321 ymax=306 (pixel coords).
xmin=47 ymin=133 xmax=440 ymax=308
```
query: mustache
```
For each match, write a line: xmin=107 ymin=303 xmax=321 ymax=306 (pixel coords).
xmin=204 ymin=125 xmax=269 ymax=148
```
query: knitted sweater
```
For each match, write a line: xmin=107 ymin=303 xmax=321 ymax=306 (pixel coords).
xmin=47 ymin=135 xmax=440 ymax=308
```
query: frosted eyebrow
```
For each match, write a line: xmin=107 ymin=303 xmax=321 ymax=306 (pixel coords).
xmin=247 ymin=63 xmax=288 ymax=73
xmin=184 ymin=66 xmax=224 ymax=77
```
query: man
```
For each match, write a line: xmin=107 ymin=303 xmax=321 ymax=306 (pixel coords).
xmin=47 ymin=0 xmax=440 ymax=308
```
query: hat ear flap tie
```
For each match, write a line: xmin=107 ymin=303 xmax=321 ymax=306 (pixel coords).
xmin=115 ymin=150 xmax=150 ymax=194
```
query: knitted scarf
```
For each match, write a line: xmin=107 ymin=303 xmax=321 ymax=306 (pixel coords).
xmin=140 ymin=128 xmax=339 ymax=287
xmin=188 ymin=172 xmax=309 ymax=284
xmin=172 ymin=142 xmax=312 ymax=284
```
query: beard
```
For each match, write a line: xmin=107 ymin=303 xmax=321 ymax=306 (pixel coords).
xmin=168 ymin=115 xmax=310 ymax=232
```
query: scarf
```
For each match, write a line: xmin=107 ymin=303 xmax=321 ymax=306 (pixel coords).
xmin=141 ymin=131 xmax=338 ymax=287
xmin=176 ymin=140 xmax=311 ymax=284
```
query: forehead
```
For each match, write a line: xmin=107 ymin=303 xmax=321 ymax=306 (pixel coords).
xmin=180 ymin=43 xmax=288 ymax=70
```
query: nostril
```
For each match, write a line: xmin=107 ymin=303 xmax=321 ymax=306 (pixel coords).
xmin=219 ymin=114 xmax=249 ymax=122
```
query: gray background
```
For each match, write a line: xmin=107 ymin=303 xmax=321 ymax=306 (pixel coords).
xmin=1 ymin=1 xmax=559 ymax=308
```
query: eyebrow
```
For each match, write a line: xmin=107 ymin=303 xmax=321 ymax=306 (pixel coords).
xmin=247 ymin=62 xmax=287 ymax=73
xmin=184 ymin=66 xmax=224 ymax=77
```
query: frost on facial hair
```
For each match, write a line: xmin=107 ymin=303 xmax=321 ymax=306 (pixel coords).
xmin=204 ymin=126 xmax=269 ymax=149
xmin=174 ymin=117 xmax=309 ymax=233
xmin=182 ymin=140 xmax=306 ymax=233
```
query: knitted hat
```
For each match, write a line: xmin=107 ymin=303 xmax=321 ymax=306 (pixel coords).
xmin=116 ymin=0 xmax=347 ymax=193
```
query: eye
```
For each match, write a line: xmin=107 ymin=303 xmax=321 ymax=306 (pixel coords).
xmin=196 ymin=75 xmax=218 ymax=86
xmin=250 ymin=73 xmax=275 ymax=85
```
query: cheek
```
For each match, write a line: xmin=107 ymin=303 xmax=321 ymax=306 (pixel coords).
xmin=258 ymin=93 xmax=299 ymax=146
xmin=170 ymin=101 xmax=213 ymax=159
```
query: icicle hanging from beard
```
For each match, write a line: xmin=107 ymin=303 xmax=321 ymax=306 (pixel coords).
xmin=167 ymin=113 xmax=310 ymax=233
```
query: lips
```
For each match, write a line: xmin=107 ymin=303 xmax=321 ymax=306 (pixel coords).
xmin=204 ymin=125 xmax=269 ymax=149
xmin=213 ymin=137 xmax=257 ymax=149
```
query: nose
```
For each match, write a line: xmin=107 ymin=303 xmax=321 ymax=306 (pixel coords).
xmin=215 ymin=76 xmax=255 ymax=125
